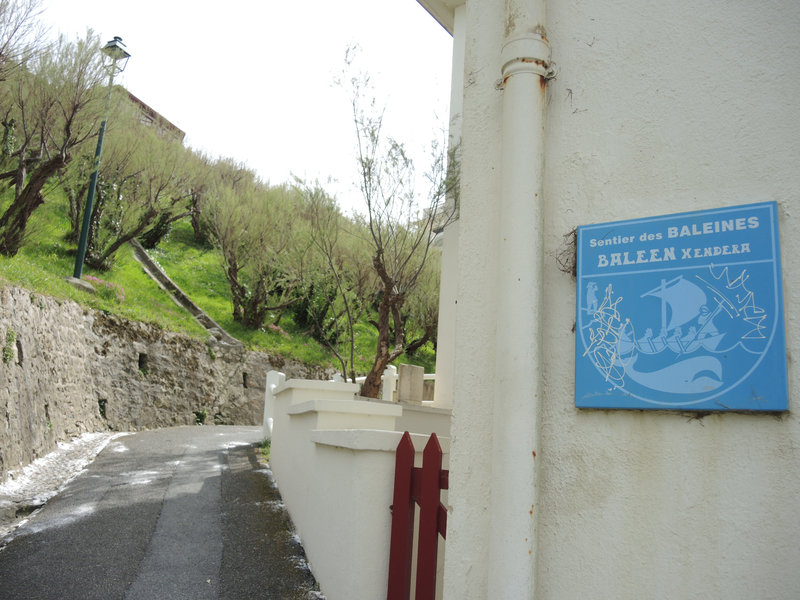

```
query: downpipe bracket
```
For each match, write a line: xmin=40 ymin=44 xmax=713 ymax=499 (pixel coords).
xmin=500 ymin=32 xmax=556 ymax=84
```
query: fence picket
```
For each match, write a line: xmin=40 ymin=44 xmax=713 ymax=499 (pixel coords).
xmin=387 ymin=432 xmax=416 ymax=600
xmin=415 ymin=434 xmax=444 ymax=600
xmin=388 ymin=432 xmax=448 ymax=600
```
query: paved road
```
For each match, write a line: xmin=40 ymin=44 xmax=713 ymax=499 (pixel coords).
xmin=0 ymin=426 xmax=321 ymax=599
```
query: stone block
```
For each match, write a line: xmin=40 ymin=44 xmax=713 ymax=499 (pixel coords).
xmin=397 ymin=363 xmax=424 ymax=405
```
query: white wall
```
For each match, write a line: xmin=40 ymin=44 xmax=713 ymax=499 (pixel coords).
xmin=395 ymin=403 xmax=452 ymax=438
xmin=538 ymin=1 xmax=800 ymax=598
xmin=268 ymin=376 xmax=451 ymax=600
xmin=439 ymin=1 xmax=504 ymax=596
xmin=433 ymin=0 xmax=800 ymax=598
xmin=432 ymin=0 xmax=466 ymax=410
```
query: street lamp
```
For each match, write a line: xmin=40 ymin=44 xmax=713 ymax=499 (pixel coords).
xmin=70 ymin=36 xmax=131 ymax=282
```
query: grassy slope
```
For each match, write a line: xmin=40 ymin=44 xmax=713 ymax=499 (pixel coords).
xmin=152 ymin=220 xmax=436 ymax=373
xmin=0 ymin=188 xmax=206 ymax=337
xmin=0 ymin=190 xmax=436 ymax=374
xmin=150 ymin=220 xmax=335 ymax=367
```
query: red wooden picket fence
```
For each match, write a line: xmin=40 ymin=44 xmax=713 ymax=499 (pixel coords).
xmin=387 ymin=431 xmax=448 ymax=600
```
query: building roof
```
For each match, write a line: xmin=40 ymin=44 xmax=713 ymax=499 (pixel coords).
xmin=125 ymin=90 xmax=186 ymax=142
xmin=416 ymin=0 xmax=460 ymax=34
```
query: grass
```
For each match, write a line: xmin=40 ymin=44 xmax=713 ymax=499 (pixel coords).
xmin=152 ymin=220 xmax=437 ymax=373
xmin=0 ymin=190 xmax=207 ymax=337
xmin=0 ymin=188 xmax=438 ymax=375
xmin=151 ymin=220 xmax=336 ymax=367
xmin=259 ymin=437 xmax=271 ymax=462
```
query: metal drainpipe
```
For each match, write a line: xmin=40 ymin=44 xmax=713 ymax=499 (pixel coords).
xmin=488 ymin=0 xmax=552 ymax=596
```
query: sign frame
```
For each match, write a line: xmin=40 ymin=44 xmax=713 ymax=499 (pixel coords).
xmin=575 ymin=201 xmax=788 ymax=412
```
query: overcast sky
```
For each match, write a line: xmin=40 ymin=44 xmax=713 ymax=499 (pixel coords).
xmin=36 ymin=0 xmax=453 ymax=214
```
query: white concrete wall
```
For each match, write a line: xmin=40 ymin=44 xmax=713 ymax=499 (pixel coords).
xmin=267 ymin=375 xmax=451 ymax=600
xmin=395 ymin=403 xmax=452 ymax=438
xmin=432 ymin=0 xmax=466 ymax=410
xmin=432 ymin=0 xmax=800 ymax=599
xmin=537 ymin=1 xmax=800 ymax=598
xmin=439 ymin=0 xmax=505 ymax=596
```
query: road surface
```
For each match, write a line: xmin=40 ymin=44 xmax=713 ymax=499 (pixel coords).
xmin=0 ymin=426 xmax=321 ymax=599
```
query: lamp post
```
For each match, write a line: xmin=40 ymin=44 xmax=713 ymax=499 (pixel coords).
xmin=71 ymin=36 xmax=131 ymax=282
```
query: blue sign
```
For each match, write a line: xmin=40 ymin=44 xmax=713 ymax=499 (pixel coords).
xmin=575 ymin=202 xmax=787 ymax=411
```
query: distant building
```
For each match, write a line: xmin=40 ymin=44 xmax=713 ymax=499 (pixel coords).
xmin=125 ymin=90 xmax=185 ymax=142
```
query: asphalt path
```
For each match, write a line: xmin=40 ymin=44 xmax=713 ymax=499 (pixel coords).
xmin=0 ymin=426 xmax=321 ymax=599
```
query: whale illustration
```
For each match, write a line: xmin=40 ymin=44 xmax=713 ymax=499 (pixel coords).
xmin=623 ymin=355 xmax=723 ymax=394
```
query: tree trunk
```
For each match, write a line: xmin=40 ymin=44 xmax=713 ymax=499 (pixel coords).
xmin=242 ymin=299 xmax=268 ymax=329
xmin=225 ymin=255 xmax=247 ymax=323
xmin=138 ymin=211 xmax=172 ymax=249
xmin=404 ymin=327 xmax=433 ymax=356
xmin=361 ymin=288 xmax=404 ymax=398
xmin=361 ymin=300 xmax=392 ymax=397
xmin=0 ymin=191 xmax=42 ymax=256
xmin=65 ymin=182 xmax=88 ymax=242
xmin=191 ymin=209 xmax=203 ymax=242
xmin=83 ymin=186 xmax=105 ymax=263
xmin=190 ymin=192 xmax=209 ymax=246
xmin=0 ymin=154 xmax=66 ymax=256
xmin=87 ymin=208 xmax=158 ymax=270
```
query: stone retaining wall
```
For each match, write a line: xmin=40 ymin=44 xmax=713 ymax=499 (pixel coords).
xmin=0 ymin=286 xmax=331 ymax=479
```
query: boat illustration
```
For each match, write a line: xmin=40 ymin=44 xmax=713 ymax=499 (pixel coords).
xmin=614 ymin=276 xmax=726 ymax=357
xmin=585 ymin=276 xmax=729 ymax=394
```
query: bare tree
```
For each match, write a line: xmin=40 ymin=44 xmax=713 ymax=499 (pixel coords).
xmin=59 ymin=93 xmax=138 ymax=243
xmin=300 ymin=180 xmax=375 ymax=382
xmin=184 ymin=151 xmax=214 ymax=247
xmin=0 ymin=30 xmax=105 ymax=256
xmin=208 ymin=170 xmax=305 ymax=329
xmin=81 ymin=122 xmax=195 ymax=269
xmin=340 ymin=50 xmax=457 ymax=398
xmin=398 ymin=251 xmax=442 ymax=356
xmin=0 ymin=0 xmax=45 ymax=81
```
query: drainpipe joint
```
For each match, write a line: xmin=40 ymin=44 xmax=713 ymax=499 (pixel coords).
xmin=500 ymin=32 xmax=554 ymax=82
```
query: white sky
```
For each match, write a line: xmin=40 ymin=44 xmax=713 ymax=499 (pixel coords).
xmin=36 ymin=0 xmax=453 ymax=215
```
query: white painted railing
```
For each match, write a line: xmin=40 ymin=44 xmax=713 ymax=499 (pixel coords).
xmin=331 ymin=364 xmax=437 ymax=404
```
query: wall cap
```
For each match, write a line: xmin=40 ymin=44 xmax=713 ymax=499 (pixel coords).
xmin=287 ymin=398 xmax=403 ymax=417
xmin=312 ymin=429 xmax=451 ymax=452
xmin=275 ymin=378 xmax=359 ymax=396
xmin=400 ymin=403 xmax=453 ymax=416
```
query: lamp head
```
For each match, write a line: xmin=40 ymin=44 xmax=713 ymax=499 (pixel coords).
xmin=102 ymin=36 xmax=131 ymax=71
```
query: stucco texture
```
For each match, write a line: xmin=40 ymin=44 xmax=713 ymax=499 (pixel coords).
xmin=538 ymin=1 xmax=800 ymax=598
